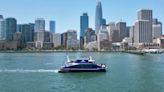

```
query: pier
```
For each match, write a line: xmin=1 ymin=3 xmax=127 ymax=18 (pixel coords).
xmin=123 ymin=50 xmax=146 ymax=55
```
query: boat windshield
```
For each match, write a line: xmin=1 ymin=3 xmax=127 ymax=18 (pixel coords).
xmin=74 ymin=59 xmax=89 ymax=63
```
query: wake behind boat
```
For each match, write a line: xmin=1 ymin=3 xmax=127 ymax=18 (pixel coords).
xmin=58 ymin=56 xmax=107 ymax=73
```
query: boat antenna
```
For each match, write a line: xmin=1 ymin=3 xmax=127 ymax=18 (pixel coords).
xmin=67 ymin=56 xmax=70 ymax=62
xmin=89 ymin=56 xmax=93 ymax=60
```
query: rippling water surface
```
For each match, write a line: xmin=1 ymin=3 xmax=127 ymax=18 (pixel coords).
xmin=0 ymin=52 xmax=164 ymax=92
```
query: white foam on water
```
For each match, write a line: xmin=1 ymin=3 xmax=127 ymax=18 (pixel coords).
xmin=45 ymin=63 xmax=55 ymax=65
xmin=0 ymin=69 xmax=59 ymax=73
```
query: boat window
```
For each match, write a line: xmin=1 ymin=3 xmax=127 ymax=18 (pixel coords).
xmin=76 ymin=60 xmax=82 ymax=63
xmin=67 ymin=64 xmax=101 ymax=68
xmin=84 ymin=60 xmax=88 ymax=62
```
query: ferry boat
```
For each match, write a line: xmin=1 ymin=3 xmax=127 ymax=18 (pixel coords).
xmin=58 ymin=56 xmax=106 ymax=73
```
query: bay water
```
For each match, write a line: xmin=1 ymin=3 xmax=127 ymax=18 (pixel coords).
xmin=0 ymin=52 xmax=164 ymax=92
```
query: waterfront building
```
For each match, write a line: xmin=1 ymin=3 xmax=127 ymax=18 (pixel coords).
xmin=116 ymin=22 xmax=127 ymax=42
xmin=49 ymin=20 xmax=56 ymax=33
xmin=111 ymin=30 xmax=120 ymax=43
xmin=0 ymin=18 xmax=6 ymax=40
xmin=42 ymin=42 xmax=53 ymax=49
xmin=21 ymin=24 xmax=31 ymax=47
xmin=35 ymin=18 xmax=45 ymax=32
xmin=122 ymin=37 xmax=133 ymax=43
xmin=134 ymin=20 xmax=152 ymax=43
xmin=66 ymin=30 xmax=79 ymax=49
xmin=153 ymin=24 xmax=162 ymax=38
xmin=21 ymin=23 xmax=34 ymax=47
xmin=134 ymin=9 xmax=153 ymax=43
xmin=138 ymin=43 xmax=160 ymax=49
xmin=13 ymin=32 xmax=22 ymax=49
xmin=129 ymin=26 xmax=135 ymax=39
xmin=134 ymin=9 xmax=153 ymax=44
xmin=51 ymin=33 xmax=61 ymax=47
xmin=5 ymin=18 xmax=17 ymax=41
xmin=107 ymin=23 xmax=120 ymax=42
xmin=84 ymin=41 xmax=98 ymax=51
xmin=34 ymin=18 xmax=46 ymax=48
xmin=61 ymin=32 xmax=68 ymax=48
xmin=34 ymin=30 xmax=50 ymax=43
xmin=126 ymin=26 xmax=130 ymax=37
xmin=128 ymin=26 xmax=135 ymax=44
xmin=153 ymin=36 xmax=164 ymax=48
xmin=13 ymin=32 xmax=22 ymax=41
xmin=35 ymin=31 xmax=44 ymax=48
xmin=152 ymin=18 xmax=162 ymax=38
xmin=84 ymin=28 xmax=96 ymax=45
xmin=95 ymin=0 xmax=103 ymax=32
xmin=29 ymin=23 xmax=35 ymax=41
xmin=26 ymin=42 xmax=35 ymax=49
xmin=99 ymin=40 xmax=112 ymax=50
xmin=80 ymin=13 xmax=89 ymax=49
xmin=97 ymin=28 xmax=110 ymax=50
xmin=44 ymin=31 xmax=50 ymax=42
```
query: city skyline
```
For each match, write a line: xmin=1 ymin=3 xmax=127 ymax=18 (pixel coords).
xmin=0 ymin=0 xmax=163 ymax=34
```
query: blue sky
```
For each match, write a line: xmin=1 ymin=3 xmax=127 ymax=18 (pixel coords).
xmin=0 ymin=0 xmax=163 ymax=34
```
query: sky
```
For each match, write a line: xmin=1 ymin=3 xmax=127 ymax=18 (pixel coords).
xmin=0 ymin=0 xmax=163 ymax=35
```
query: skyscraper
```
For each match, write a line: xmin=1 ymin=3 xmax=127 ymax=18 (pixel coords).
xmin=0 ymin=15 xmax=3 ymax=19
xmin=107 ymin=23 xmax=120 ymax=42
xmin=61 ymin=32 xmax=68 ymax=48
xmin=35 ymin=18 xmax=45 ymax=32
xmin=17 ymin=24 xmax=22 ymax=32
xmin=153 ymin=24 xmax=162 ymax=38
xmin=129 ymin=26 xmax=135 ymax=39
xmin=80 ymin=13 xmax=89 ymax=38
xmin=49 ymin=20 xmax=56 ymax=33
xmin=51 ymin=33 xmax=61 ymax=47
xmin=34 ymin=18 xmax=45 ymax=48
xmin=134 ymin=9 xmax=153 ymax=43
xmin=97 ymin=27 xmax=110 ymax=50
xmin=29 ymin=23 xmax=35 ymax=41
xmin=21 ymin=23 xmax=35 ymax=47
xmin=102 ymin=18 xmax=106 ymax=25
xmin=5 ymin=18 xmax=17 ymax=41
xmin=0 ymin=16 xmax=5 ymax=40
xmin=66 ymin=30 xmax=79 ymax=49
xmin=85 ymin=28 xmax=96 ymax=44
xmin=134 ymin=20 xmax=152 ymax=43
xmin=116 ymin=22 xmax=127 ymax=42
xmin=138 ymin=9 xmax=153 ymax=21
xmin=152 ymin=19 xmax=162 ymax=38
xmin=95 ymin=0 xmax=103 ymax=32
xmin=21 ymin=24 xmax=31 ymax=46
xmin=80 ymin=13 xmax=89 ymax=49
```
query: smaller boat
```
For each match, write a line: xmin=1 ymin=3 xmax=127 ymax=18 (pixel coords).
xmin=58 ymin=56 xmax=106 ymax=73
xmin=143 ymin=49 xmax=162 ymax=54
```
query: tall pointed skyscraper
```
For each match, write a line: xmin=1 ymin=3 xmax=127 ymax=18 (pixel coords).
xmin=95 ymin=0 xmax=103 ymax=33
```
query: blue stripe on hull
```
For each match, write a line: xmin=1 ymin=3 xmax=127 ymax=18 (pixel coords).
xmin=59 ymin=69 xmax=106 ymax=73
